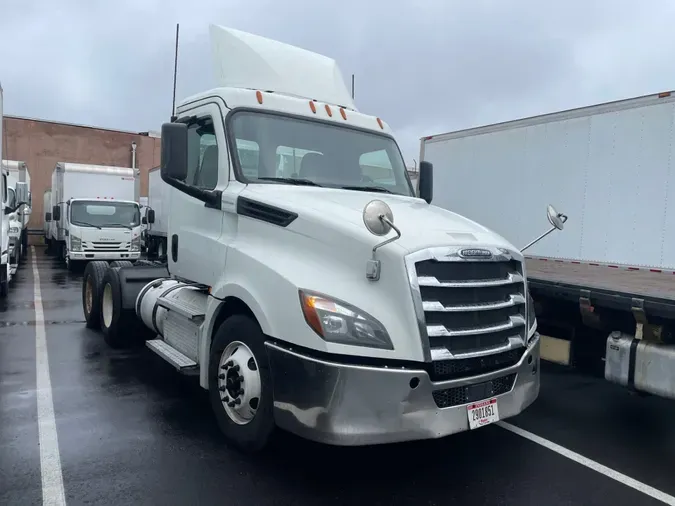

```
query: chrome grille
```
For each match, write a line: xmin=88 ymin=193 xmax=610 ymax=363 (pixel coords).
xmin=83 ymin=241 xmax=128 ymax=252
xmin=406 ymin=246 xmax=527 ymax=376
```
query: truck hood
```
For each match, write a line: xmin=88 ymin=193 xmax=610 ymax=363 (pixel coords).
xmin=242 ymin=185 xmax=521 ymax=254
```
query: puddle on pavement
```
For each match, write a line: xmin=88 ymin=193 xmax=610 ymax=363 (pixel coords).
xmin=0 ymin=319 xmax=86 ymax=328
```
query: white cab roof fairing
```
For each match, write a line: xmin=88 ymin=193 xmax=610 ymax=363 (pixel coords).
xmin=209 ymin=24 xmax=356 ymax=111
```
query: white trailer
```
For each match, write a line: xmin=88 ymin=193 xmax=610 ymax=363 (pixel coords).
xmin=420 ymin=90 xmax=675 ymax=400
xmin=48 ymin=162 xmax=142 ymax=270
xmin=80 ymin=25 xmax=565 ymax=452
xmin=143 ymin=166 xmax=168 ymax=258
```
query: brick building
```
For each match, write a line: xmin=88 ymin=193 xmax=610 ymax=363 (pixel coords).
xmin=2 ymin=115 xmax=161 ymax=241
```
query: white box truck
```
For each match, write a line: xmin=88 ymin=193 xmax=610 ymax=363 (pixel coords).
xmin=142 ymin=166 xmax=168 ymax=259
xmin=3 ymin=160 xmax=32 ymax=266
xmin=420 ymin=90 xmax=675 ymax=400
xmin=80 ymin=25 xmax=569 ymax=452
xmin=48 ymin=162 xmax=142 ymax=270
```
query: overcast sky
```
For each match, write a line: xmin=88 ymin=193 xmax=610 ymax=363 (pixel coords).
xmin=2 ymin=0 xmax=675 ymax=165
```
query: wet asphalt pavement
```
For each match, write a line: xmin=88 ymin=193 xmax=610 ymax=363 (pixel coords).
xmin=2 ymin=248 xmax=675 ymax=506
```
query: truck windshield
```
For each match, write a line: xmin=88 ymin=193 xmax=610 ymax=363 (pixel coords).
xmin=70 ymin=201 xmax=140 ymax=228
xmin=229 ymin=111 xmax=414 ymax=197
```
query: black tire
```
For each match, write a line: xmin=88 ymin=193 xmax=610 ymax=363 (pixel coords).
xmin=208 ymin=315 xmax=275 ymax=453
xmin=82 ymin=261 xmax=109 ymax=329
xmin=109 ymin=261 xmax=134 ymax=269
xmin=0 ymin=280 xmax=7 ymax=298
xmin=100 ymin=267 xmax=148 ymax=348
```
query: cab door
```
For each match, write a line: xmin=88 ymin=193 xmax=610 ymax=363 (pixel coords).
xmin=167 ymin=102 xmax=228 ymax=283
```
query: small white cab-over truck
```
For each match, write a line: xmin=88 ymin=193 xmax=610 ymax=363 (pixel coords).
xmin=81 ymin=25 xmax=566 ymax=451
xmin=47 ymin=162 xmax=142 ymax=270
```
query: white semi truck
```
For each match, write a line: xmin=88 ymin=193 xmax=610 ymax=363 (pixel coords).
xmin=47 ymin=162 xmax=142 ymax=270
xmin=420 ymin=90 xmax=675 ymax=401
xmin=0 ymin=84 xmax=28 ymax=297
xmin=3 ymin=160 xmax=32 ymax=268
xmin=80 ymin=25 xmax=566 ymax=452
xmin=142 ymin=166 xmax=168 ymax=259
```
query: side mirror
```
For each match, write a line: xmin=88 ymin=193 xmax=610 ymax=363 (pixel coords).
xmin=52 ymin=205 xmax=61 ymax=221
xmin=160 ymin=122 xmax=188 ymax=182
xmin=46 ymin=212 xmax=52 ymax=222
xmin=147 ymin=209 xmax=155 ymax=224
xmin=142 ymin=216 xmax=147 ymax=225
xmin=547 ymin=205 xmax=567 ymax=230
xmin=15 ymin=182 xmax=28 ymax=206
xmin=418 ymin=161 xmax=433 ymax=204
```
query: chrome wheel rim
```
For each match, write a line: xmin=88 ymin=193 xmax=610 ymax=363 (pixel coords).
xmin=217 ymin=341 xmax=261 ymax=425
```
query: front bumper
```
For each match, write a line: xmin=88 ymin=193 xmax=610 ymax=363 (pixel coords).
xmin=69 ymin=251 xmax=141 ymax=261
xmin=266 ymin=333 xmax=540 ymax=446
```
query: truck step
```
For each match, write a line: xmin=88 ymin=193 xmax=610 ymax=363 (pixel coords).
xmin=146 ymin=339 xmax=198 ymax=372
xmin=157 ymin=296 xmax=205 ymax=320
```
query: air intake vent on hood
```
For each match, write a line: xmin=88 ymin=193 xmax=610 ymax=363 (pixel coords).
xmin=236 ymin=196 xmax=298 ymax=227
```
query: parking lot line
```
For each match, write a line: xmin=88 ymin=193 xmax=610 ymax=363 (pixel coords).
xmin=498 ymin=421 xmax=675 ymax=505
xmin=32 ymin=246 xmax=67 ymax=506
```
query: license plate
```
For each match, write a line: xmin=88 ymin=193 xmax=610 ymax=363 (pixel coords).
xmin=467 ymin=398 xmax=499 ymax=430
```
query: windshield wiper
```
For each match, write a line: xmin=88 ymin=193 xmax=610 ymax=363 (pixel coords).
xmin=340 ymin=185 xmax=394 ymax=194
xmin=257 ymin=177 xmax=323 ymax=187
xmin=72 ymin=221 xmax=102 ymax=229
xmin=105 ymin=223 xmax=133 ymax=230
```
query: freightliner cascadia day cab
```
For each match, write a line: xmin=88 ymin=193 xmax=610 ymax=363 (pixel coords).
xmin=80 ymin=25 xmax=567 ymax=452
xmin=142 ymin=166 xmax=169 ymax=259
xmin=47 ymin=162 xmax=142 ymax=270
xmin=419 ymin=90 xmax=675 ymax=401
xmin=3 ymin=159 xmax=32 ymax=268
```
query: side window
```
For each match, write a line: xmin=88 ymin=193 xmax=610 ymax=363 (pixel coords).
xmin=359 ymin=149 xmax=396 ymax=185
xmin=186 ymin=117 xmax=219 ymax=190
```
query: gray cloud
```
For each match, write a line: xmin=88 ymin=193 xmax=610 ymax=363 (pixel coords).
xmin=2 ymin=0 xmax=675 ymax=164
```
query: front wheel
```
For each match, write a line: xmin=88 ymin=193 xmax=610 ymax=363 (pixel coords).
xmin=209 ymin=315 xmax=275 ymax=453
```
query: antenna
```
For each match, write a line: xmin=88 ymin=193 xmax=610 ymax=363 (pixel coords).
xmin=171 ymin=23 xmax=180 ymax=122
xmin=351 ymin=74 xmax=355 ymax=99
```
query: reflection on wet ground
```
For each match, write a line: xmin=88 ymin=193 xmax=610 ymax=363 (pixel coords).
xmin=0 ymin=247 xmax=674 ymax=506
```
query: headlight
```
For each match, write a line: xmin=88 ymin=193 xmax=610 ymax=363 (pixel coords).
xmin=527 ymin=290 xmax=537 ymax=335
xmin=9 ymin=226 xmax=20 ymax=234
xmin=70 ymin=236 xmax=82 ymax=251
xmin=299 ymin=289 xmax=393 ymax=350
xmin=130 ymin=236 xmax=141 ymax=252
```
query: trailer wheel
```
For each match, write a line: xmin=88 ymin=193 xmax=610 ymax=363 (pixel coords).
xmin=209 ymin=315 xmax=275 ymax=453
xmin=109 ymin=261 xmax=134 ymax=269
xmin=100 ymin=267 xmax=140 ymax=349
xmin=82 ymin=261 xmax=109 ymax=329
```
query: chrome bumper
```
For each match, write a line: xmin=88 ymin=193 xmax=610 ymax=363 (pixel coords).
xmin=265 ymin=334 xmax=540 ymax=446
xmin=69 ymin=251 xmax=141 ymax=261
